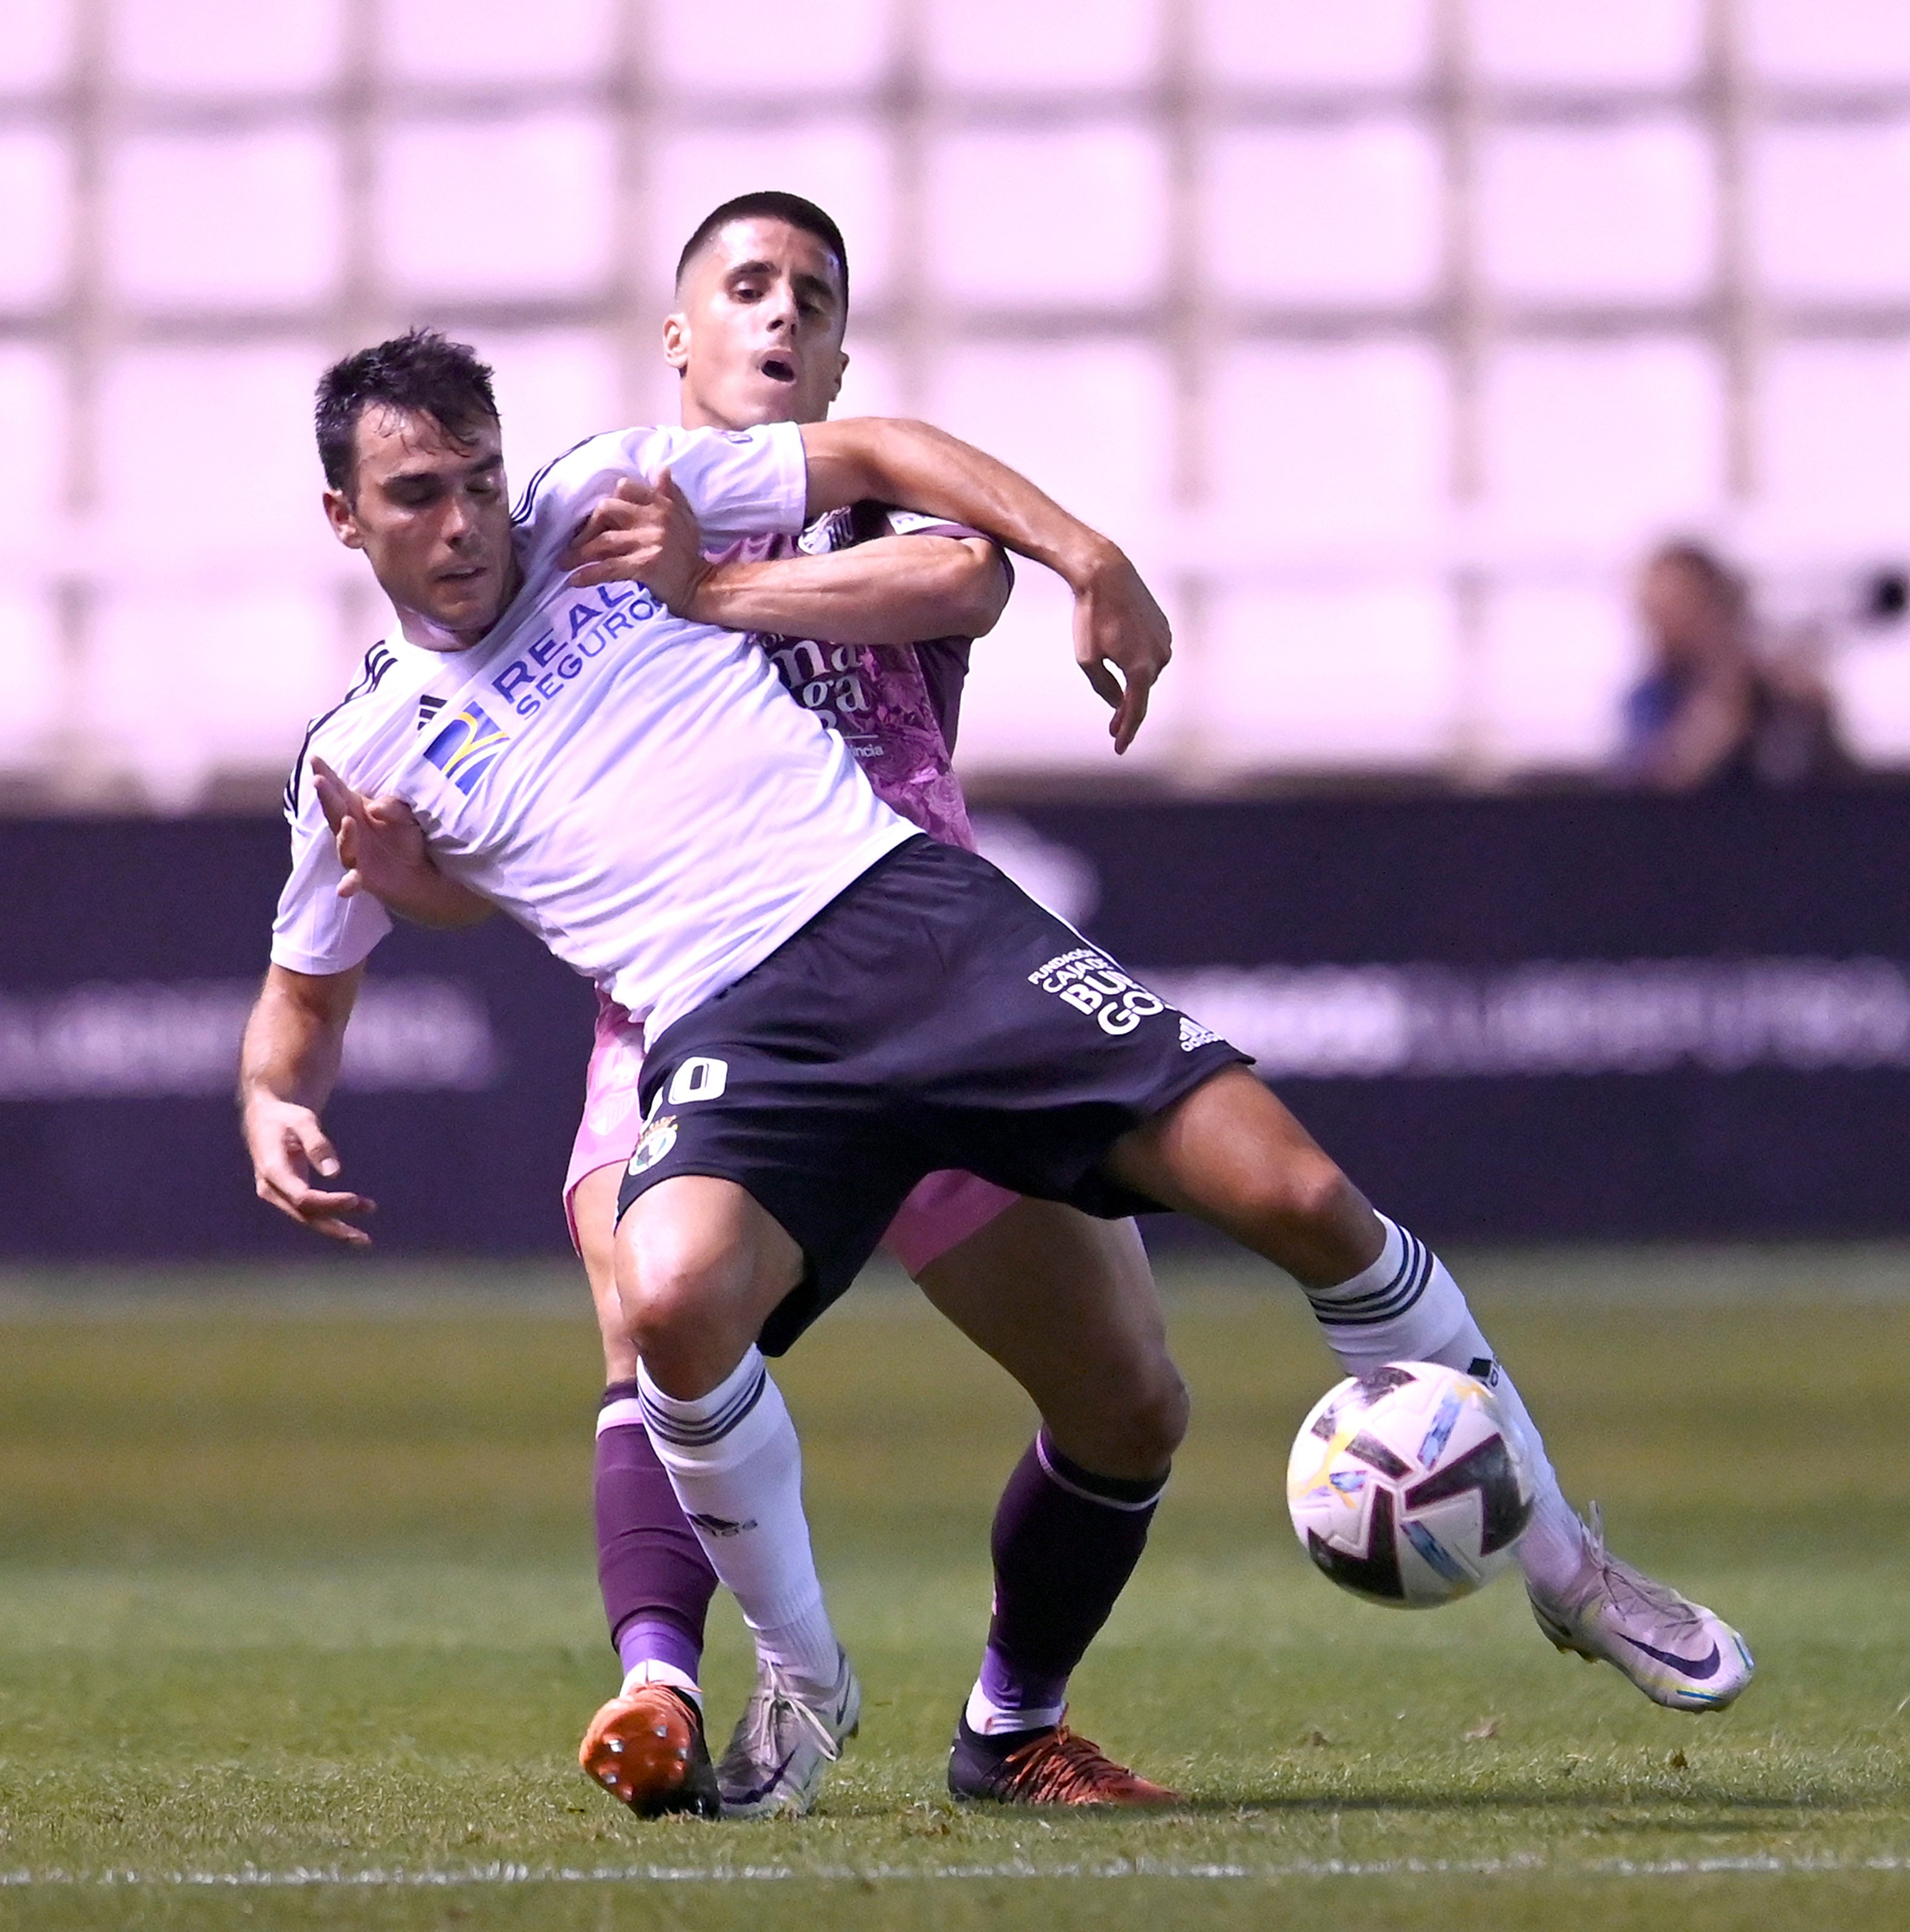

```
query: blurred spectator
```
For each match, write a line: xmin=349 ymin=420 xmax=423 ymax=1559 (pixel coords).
xmin=1617 ymin=541 xmax=1854 ymax=792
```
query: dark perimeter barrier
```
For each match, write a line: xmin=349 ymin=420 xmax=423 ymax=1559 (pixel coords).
xmin=2 ymin=789 xmax=1908 ymax=1259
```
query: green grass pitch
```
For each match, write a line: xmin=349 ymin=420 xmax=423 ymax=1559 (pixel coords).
xmin=0 ymin=1246 xmax=1906 ymax=1930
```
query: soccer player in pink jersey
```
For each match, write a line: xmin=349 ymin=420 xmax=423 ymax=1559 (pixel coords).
xmin=319 ymin=196 xmax=1195 ymax=1817
xmin=567 ymin=196 xmax=1192 ymax=1817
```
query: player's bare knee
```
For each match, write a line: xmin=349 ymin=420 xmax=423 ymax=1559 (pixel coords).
xmin=1117 ymin=1363 xmax=1190 ymax=1472
xmin=1251 ymin=1151 xmax=1361 ymax=1238
xmin=1060 ymin=1355 xmax=1187 ymax=1479
xmin=1149 ymin=1363 xmax=1192 ymax=1459
xmin=619 ymin=1249 xmax=714 ymax=1354
xmin=610 ymin=1217 xmax=702 ymax=1347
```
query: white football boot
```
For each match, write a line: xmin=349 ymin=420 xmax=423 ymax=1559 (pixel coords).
xmin=715 ymin=1647 xmax=861 ymax=1818
xmin=1528 ymin=1504 xmax=1754 ymax=1712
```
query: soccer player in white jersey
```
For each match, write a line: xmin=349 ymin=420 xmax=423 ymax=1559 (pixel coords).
xmin=306 ymin=194 xmax=1201 ymax=1818
xmin=243 ymin=324 xmax=1752 ymax=1820
xmin=251 ymin=329 xmax=1202 ymax=1815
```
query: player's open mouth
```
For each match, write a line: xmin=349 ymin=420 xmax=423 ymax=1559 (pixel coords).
xmin=760 ymin=355 xmax=797 ymax=383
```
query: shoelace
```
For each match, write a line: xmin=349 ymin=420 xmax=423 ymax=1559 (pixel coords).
xmin=737 ymin=1662 xmax=845 ymax=1768
xmin=986 ymin=1727 xmax=1140 ymax=1805
xmin=1582 ymin=1502 xmax=1707 ymax=1637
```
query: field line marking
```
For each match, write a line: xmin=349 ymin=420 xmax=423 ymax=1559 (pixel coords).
xmin=2 ymin=1854 xmax=1907 ymax=1888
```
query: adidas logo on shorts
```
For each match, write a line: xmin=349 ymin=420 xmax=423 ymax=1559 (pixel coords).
xmin=1179 ymin=1015 xmax=1222 ymax=1052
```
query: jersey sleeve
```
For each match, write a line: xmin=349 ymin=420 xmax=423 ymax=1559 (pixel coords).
xmin=511 ymin=422 xmax=807 ymax=568
xmin=646 ymin=423 xmax=808 ymax=545
xmin=877 ymin=505 xmax=1016 ymax=603
xmin=881 ymin=506 xmax=988 ymax=544
xmin=270 ymin=766 xmax=393 ymax=978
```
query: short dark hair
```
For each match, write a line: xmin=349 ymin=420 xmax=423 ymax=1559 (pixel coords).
xmin=674 ymin=191 xmax=849 ymax=304
xmin=315 ymin=328 xmax=500 ymax=493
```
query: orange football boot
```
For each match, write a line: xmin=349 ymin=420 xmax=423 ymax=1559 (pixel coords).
xmin=949 ymin=1716 xmax=1181 ymax=1806
xmin=579 ymin=1681 xmax=720 ymax=1818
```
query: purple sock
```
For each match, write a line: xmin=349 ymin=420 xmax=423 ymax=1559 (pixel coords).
xmin=974 ymin=1430 xmax=1164 ymax=1732
xmin=595 ymin=1380 xmax=718 ymax=1683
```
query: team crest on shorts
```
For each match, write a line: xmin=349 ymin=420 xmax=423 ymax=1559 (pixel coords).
xmin=627 ymin=1112 xmax=679 ymax=1176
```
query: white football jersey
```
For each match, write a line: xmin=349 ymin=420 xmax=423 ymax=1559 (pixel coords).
xmin=272 ymin=421 xmax=915 ymax=1039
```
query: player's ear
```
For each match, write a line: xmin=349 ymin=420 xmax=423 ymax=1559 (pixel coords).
xmin=828 ymin=350 xmax=847 ymax=405
xmin=662 ymin=309 xmax=691 ymax=376
xmin=322 ymin=486 xmax=365 ymax=551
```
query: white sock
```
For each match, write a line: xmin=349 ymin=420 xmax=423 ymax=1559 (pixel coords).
xmin=965 ymin=1680 xmax=1066 ymax=1738
xmin=1303 ymin=1216 xmax=1588 ymax=1596
xmin=637 ymin=1348 xmax=842 ymax=1692
xmin=621 ymin=1658 xmax=701 ymax=1705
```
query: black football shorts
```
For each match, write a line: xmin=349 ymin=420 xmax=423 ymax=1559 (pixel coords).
xmin=616 ymin=836 xmax=1249 ymax=1354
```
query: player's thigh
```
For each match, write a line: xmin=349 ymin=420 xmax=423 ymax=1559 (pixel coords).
xmin=915 ymin=1198 xmax=1186 ymax=1477
xmin=573 ymin=1163 xmax=640 ymax=1383
xmin=1105 ymin=1066 xmax=1380 ymax=1287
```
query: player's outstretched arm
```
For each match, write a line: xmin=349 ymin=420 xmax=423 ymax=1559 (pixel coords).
xmin=311 ymin=757 xmax=493 ymax=930
xmin=238 ymin=962 xmax=377 ymax=1246
xmin=798 ymin=418 xmax=1170 ymax=752
xmin=686 ymin=535 xmax=1008 ymax=647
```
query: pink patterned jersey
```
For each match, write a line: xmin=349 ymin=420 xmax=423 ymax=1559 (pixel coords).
xmin=714 ymin=501 xmax=1001 ymax=852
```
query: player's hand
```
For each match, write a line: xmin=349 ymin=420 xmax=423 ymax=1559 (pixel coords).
xmin=561 ymin=472 xmax=714 ymax=616
xmin=1070 ymin=543 xmax=1172 ymax=754
xmin=310 ymin=758 xmax=491 ymax=929
xmin=243 ymin=1095 xmax=377 ymax=1246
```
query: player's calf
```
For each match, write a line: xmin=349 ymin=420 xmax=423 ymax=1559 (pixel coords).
xmin=593 ymin=1379 xmax=718 ymax=1701
xmin=915 ymin=1203 xmax=1189 ymax=1481
xmin=637 ymin=1346 xmax=848 ymax=1728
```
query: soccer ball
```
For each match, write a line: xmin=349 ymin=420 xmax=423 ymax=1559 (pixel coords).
xmin=1285 ymin=1362 xmax=1535 ymax=1609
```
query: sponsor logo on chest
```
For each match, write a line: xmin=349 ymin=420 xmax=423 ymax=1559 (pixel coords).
xmin=421 ymin=702 xmax=511 ymax=796
xmin=760 ymin=635 xmax=874 ymax=737
xmin=490 ymin=583 xmax=653 ymax=723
